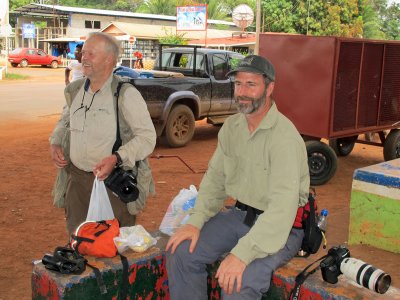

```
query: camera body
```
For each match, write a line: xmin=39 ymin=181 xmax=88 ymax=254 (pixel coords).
xmin=320 ymin=246 xmax=350 ymax=284
xmin=320 ymin=246 xmax=391 ymax=294
xmin=105 ymin=167 xmax=139 ymax=203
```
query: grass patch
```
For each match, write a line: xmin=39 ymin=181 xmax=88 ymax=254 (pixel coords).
xmin=5 ymin=73 xmax=29 ymax=80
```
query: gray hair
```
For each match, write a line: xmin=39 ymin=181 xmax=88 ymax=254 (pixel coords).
xmin=87 ymin=32 xmax=121 ymax=64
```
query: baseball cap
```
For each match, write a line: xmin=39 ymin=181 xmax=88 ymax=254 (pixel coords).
xmin=227 ymin=55 xmax=275 ymax=81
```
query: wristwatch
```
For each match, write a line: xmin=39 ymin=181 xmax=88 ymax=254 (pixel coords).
xmin=114 ymin=152 xmax=122 ymax=167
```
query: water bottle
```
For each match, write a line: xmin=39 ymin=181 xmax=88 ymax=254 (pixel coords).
xmin=317 ymin=209 xmax=328 ymax=232
xmin=318 ymin=209 xmax=328 ymax=249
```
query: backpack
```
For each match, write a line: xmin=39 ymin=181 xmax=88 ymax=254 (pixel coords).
xmin=293 ymin=189 xmax=324 ymax=256
xmin=70 ymin=219 xmax=120 ymax=258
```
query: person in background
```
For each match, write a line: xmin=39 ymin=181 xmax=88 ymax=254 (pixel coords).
xmin=166 ymin=55 xmax=310 ymax=299
xmin=50 ymin=32 xmax=156 ymax=234
xmin=133 ymin=50 xmax=144 ymax=69
xmin=65 ymin=43 xmax=84 ymax=85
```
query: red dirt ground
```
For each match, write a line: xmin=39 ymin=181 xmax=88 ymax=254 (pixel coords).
xmin=0 ymin=66 xmax=398 ymax=299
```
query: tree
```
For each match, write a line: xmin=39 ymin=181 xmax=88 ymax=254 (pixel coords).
xmin=361 ymin=0 xmax=386 ymax=39
xmin=261 ymin=0 xmax=363 ymax=37
xmin=383 ymin=3 xmax=400 ymax=39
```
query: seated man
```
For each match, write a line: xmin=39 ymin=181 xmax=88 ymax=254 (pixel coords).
xmin=166 ymin=55 xmax=310 ymax=299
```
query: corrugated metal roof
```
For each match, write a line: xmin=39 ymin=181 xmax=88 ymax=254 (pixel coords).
xmin=102 ymin=21 xmax=238 ymax=40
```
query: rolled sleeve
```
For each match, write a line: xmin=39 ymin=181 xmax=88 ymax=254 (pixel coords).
xmin=118 ymin=86 xmax=156 ymax=165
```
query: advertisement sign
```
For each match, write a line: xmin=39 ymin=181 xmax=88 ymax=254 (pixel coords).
xmin=22 ymin=24 xmax=36 ymax=39
xmin=176 ymin=5 xmax=207 ymax=31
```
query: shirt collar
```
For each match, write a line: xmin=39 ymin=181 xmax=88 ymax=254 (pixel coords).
xmin=234 ymin=101 xmax=279 ymax=132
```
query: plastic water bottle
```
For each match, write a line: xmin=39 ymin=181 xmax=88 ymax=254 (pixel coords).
xmin=317 ymin=209 xmax=328 ymax=232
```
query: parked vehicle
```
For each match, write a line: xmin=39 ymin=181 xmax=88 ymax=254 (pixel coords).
xmin=123 ymin=46 xmax=244 ymax=147
xmin=259 ymin=33 xmax=400 ymax=185
xmin=8 ymin=48 xmax=61 ymax=68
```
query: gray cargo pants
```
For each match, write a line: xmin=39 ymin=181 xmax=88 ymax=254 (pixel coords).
xmin=166 ymin=206 xmax=304 ymax=300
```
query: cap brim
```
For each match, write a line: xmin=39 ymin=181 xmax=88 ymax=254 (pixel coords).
xmin=226 ymin=66 xmax=266 ymax=77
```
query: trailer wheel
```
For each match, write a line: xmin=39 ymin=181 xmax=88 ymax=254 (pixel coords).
xmin=306 ymin=140 xmax=337 ymax=185
xmin=329 ymin=135 xmax=357 ymax=156
xmin=164 ymin=104 xmax=195 ymax=148
xmin=383 ymin=129 xmax=400 ymax=161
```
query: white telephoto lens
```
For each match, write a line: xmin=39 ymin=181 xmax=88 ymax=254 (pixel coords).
xmin=340 ymin=258 xmax=391 ymax=294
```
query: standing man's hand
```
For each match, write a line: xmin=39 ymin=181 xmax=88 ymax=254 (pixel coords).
xmin=215 ymin=254 xmax=246 ymax=295
xmin=50 ymin=144 xmax=68 ymax=168
xmin=166 ymin=224 xmax=200 ymax=254
xmin=93 ymin=154 xmax=118 ymax=180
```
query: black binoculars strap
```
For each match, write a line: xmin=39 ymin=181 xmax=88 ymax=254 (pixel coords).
xmin=86 ymin=262 xmax=108 ymax=295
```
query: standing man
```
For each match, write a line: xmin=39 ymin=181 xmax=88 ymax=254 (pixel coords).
xmin=65 ymin=43 xmax=84 ymax=85
xmin=50 ymin=32 xmax=156 ymax=234
xmin=166 ymin=55 xmax=310 ymax=299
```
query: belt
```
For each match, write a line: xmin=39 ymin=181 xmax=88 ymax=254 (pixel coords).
xmin=235 ymin=200 xmax=264 ymax=227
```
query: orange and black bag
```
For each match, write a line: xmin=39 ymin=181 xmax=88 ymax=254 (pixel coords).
xmin=70 ymin=219 xmax=120 ymax=258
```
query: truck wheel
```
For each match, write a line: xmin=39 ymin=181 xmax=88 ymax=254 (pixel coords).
xmin=329 ymin=135 xmax=357 ymax=156
xmin=50 ymin=61 xmax=58 ymax=69
xmin=306 ymin=140 xmax=337 ymax=185
xmin=20 ymin=59 xmax=28 ymax=68
xmin=383 ymin=129 xmax=400 ymax=161
xmin=165 ymin=105 xmax=195 ymax=147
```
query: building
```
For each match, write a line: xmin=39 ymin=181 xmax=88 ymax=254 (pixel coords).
xmin=11 ymin=3 xmax=255 ymax=63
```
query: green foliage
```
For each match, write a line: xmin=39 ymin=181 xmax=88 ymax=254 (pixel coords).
xmin=383 ymin=3 xmax=400 ymax=40
xmin=158 ymin=28 xmax=187 ymax=45
xmin=261 ymin=0 xmax=363 ymax=37
xmin=361 ymin=1 xmax=386 ymax=39
xmin=5 ymin=72 xmax=29 ymax=80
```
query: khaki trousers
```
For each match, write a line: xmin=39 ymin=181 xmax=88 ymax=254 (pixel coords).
xmin=64 ymin=163 xmax=136 ymax=235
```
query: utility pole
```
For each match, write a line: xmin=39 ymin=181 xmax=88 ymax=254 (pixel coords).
xmin=255 ymin=0 xmax=261 ymax=54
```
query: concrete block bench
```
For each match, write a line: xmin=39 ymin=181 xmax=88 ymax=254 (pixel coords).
xmin=32 ymin=232 xmax=400 ymax=299
xmin=349 ymin=158 xmax=400 ymax=253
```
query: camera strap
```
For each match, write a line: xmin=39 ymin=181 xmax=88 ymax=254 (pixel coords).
xmin=112 ymin=81 xmax=125 ymax=153
xmin=289 ymin=254 xmax=327 ymax=300
xmin=112 ymin=81 xmax=140 ymax=169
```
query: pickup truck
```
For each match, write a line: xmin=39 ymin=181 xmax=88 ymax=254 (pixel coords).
xmin=128 ymin=47 xmax=244 ymax=147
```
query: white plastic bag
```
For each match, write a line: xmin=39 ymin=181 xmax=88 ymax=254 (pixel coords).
xmin=159 ymin=185 xmax=198 ymax=236
xmin=86 ymin=177 xmax=115 ymax=221
xmin=114 ymin=225 xmax=157 ymax=253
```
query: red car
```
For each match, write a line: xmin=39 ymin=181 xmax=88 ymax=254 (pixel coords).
xmin=8 ymin=48 xmax=61 ymax=68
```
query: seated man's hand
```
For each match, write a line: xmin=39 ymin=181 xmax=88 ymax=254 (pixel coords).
xmin=166 ymin=224 xmax=200 ymax=254
xmin=216 ymin=254 xmax=246 ymax=295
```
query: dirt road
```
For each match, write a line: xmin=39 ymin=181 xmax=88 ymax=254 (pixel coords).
xmin=0 ymin=66 xmax=398 ymax=299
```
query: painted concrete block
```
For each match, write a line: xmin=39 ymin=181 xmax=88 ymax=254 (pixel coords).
xmin=349 ymin=159 xmax=400 ymax=253
xmin=206 ymin=256 xmax=400 ymax=299
xmin=32 ymin=247 xmax=169 ymax=300
xmin=32 ymin=233 xmax=400 ymax=299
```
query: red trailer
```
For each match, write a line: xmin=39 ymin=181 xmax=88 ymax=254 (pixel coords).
xmin=259 ymin=33 xmax=400 ymax=185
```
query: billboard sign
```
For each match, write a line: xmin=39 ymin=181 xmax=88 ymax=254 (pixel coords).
xmin=22 ymin=24 xmax=36 ymax=39
xmin=176 ymin=5 xmax=207 ymax=31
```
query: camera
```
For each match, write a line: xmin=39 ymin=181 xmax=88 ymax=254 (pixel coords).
xmin=320 ymin=246 xmax=391 ymax=294
xmin=105 ymin=167 xmax=139 ymax=203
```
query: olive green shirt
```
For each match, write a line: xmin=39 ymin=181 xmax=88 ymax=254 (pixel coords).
xmin=187 ymin=102 xmax=310 ymax=265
